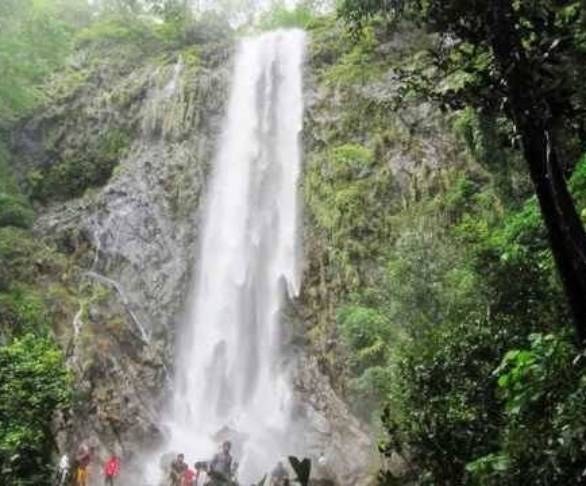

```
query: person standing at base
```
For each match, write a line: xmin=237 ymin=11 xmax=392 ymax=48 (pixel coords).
xmin=182 ymin=465 xmax=196 ymax=486
xmin=194 ymin=462 xmax=209 ymax=486
xmin=270 ymin=461 xmax=289 ymax=486
xmin=104 ymin=454 xmax=120 ymax=486
xmin=170 ymin=453 xmax=188 ymax=486
xmin=55 ymin=453 xmax=70 ymax=486
xmin=209 ymin=441 xmax=233 ymax=483
xmin=75 ymin=444 xmax=91 ymax=486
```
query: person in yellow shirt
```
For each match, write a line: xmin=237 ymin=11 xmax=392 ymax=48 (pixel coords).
xmin=75 ymin=444 xmax=91 ymax=486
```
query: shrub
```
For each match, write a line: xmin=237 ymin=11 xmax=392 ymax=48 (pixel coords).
xmin=258 ymin=3 xmax=315 ymax=31
xmin=0 ymin=143 xmax=34 ymax=229
xmin=29 ymin=128 xmax=131 ymax=202
xmin=377 ymin=153 xmax=586 ymax=483
xmin=339 ymin=305 xmax=392 ymax=374
xmin=0 ymin=227 xmax=67 ymax=291
xmin=0 ymin=335 xmax=71 ymax=485
xmin=467 ymin=333 xmax=586 ymax=485
xmin=0 ymin=288 xmax=49 ymax=340
xmin=383 ymin=317 xmax=517 ymax=484
xmin=0 ymin=0 xmax=75 ymax=120
xmin=76 ymin=16 xmax=158 ymax=48
xmin=338 ymin=305 xmax=395 ymax=413
xmin=0 ymin=228 xmax=40 ymax=288
xmin=0 ymin=194 xmax=34 ymax=229
xmin=305 ymin=143 xmax=390 ymax=252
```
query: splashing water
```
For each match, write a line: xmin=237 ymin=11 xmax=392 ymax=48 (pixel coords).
xmin=159 ymin=29 xmax=306 ymax=483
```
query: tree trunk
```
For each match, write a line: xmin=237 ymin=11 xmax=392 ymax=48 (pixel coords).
xmin=490 ymin=0 xmax=586 ymax=344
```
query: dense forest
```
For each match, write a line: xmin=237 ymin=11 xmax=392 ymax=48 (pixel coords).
xmin=1 ymin=0 xmax=586 ymax=485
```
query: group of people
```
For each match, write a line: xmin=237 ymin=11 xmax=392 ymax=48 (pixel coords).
xmin=54 ymin=439 xmax=291 ymax=486
xmin=169 ymin=440 xmax=234 ymax=486
xmin=169 ymin=453 xmax=206 ymax=486
xmin=169 ymin=441 xmax=290 ymax=486
xmin=54 ymin=444 xmax=120 ymax=486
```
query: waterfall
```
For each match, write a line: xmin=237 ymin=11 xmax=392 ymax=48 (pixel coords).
xmin=161 ymin=29 xmax=306 ymax=483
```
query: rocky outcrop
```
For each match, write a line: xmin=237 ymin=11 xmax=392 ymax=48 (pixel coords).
xmin=13 ymin=38 xmax=233 ymax=463
xmin=293 ymin=356 xmax=378 ymax=485
xmin=300 ymin=21 xmax=468 ymax=391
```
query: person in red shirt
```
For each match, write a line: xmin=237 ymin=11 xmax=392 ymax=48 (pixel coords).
xmin=181 ymin=466 xmax=196 ymax=486
xmin=104 ymin=454 xmax=120 ymax=486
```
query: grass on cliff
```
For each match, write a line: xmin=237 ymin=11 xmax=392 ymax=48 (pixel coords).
xmin=0 ymin=143 xmax=34 ymax=229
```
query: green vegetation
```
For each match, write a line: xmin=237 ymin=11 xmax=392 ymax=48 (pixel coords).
xmin=336 ymin=129 xmax=586 ymax=484
xmin=0 ymin=194 xmax=35 ymax=229
xmin=0 ymin=0 xmax=88 ymax=122
xmin=305 ymin=143 xmax=391 ymax=256
xmin=0 ymin=3 xmax=93 ymax=481
xmin=0 ymin=146 xmax=72 ymax=482
xmin=0 ymin=144 xmax=34 ymax=229
xmin=323 ymin=25 xmax=387 ymax=85
xmin=340 ymin=0 xmax=586 ymax=341
xmin=0 ymin=221 xmax=73 ymax=484
xmin=0 ymin=0 xmax=243 ymax=481
xmin=0 ymin=335 xmax=71 ymax=485
xmin=2 ymin=0 xmax=586 ymax=484
xmin=300 ymin=2 xmax=586 ymax=483
xmin=258 ymin=2 xmax=315 ymax=30
xmin=28 ymin=128 xmax=131 ymax=201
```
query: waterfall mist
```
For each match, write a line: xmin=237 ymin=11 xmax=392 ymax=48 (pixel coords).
xmin=159 ymin=29 xmax=306 ymax=483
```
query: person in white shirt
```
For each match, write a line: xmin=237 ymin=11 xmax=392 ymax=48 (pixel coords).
xmin=194 ymin=461 xmax=209 ymax=486
xmin=56 ymin=453 xmax=70 ymax=486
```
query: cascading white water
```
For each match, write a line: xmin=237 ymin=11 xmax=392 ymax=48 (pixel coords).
xmin=162 ymin=29 xmax=306 ymax=483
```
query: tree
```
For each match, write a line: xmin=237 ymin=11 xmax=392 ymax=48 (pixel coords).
xmin=339 ymin=0 xmax=586 ymax=344
xmin=0 ymin=0 xmax=89 ymax=124
xmin=0 ymin=335 xmax=71 ymax=485
xmin=146 ymin=0 xmax=190 ymax=21
xmin=99 ymin=0 xmax=143 ymax=14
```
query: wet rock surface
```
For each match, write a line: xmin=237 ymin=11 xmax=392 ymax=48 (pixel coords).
xmin=293 ymin=356 xmax=378 ymax=486
xmin=14 ymin=46 xmax=233 ymax=461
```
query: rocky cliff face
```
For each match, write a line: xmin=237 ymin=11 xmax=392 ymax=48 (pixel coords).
xmin=13 ymin=36 xmax=233 ymax=464
xmin=11 ymin=26 xmax=384 ymax=484
xmin=299 ymin=19 xmax=468 ymax=396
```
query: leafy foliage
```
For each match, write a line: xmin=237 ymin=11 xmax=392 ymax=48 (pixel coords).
xmin=0 ymin=289 xmax=49 ymax=340
xmin=0 ymin=222 xmax=73 ymax=484
xmin=465 ymin=333 xmax=586 ymax=485
xmin=258 ymin=2 xmax=315 ymax=30
xmin=305 ymin=142 xmax=395 ymax=293
xmin=0 ymin=335 xmax=71 ymax=485
xmin=0 ymin=143 xmax=34 ymax=230
xmin=369 ymin=154 xmax=586 ymax=483
xmin=0 ymin=194 xmax=34 ymax=230
xmin=28 ymin=128 xmax=131 ymax=202
xmin=76 ymin=16 xmax=160 ymax=48
xmin=384 ymin=318 xmax=512 ymax=483
xmin=0 ymin=0 xmax=85 ymax=122
xmin=328 ymin=4 xmax=586 ymax=482
xmin=339 ymin=0 xmax=586 ymax=136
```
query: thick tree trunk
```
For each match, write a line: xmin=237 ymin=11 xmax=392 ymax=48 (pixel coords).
xmin=490 ymin=0 xmax=586 ymax=344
